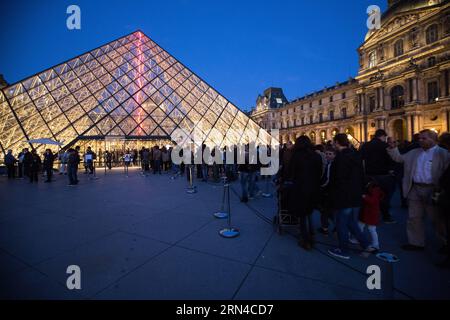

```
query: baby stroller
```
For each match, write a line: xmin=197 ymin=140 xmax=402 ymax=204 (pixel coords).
xmin=273 ymin=180 xmax=300 ymax=234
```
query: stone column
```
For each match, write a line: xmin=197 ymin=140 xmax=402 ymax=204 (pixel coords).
xmin=416 ymin=78 xmax=423 ymax=103
xmin=379 ymin=87 xmax=384 ymax=109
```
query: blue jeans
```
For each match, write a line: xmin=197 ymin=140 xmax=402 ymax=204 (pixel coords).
xmin=68 ymin=166 xmax=78 ymax=185
xmin=241 ymin=171 xmax=257 ymax=199
xmin=201 ymin=164 xmax=209 ymax=182
xmin=336 ymin=207 xmax=369 ymax=254
xmin=240 ymin=172 xmax=250 ymax=199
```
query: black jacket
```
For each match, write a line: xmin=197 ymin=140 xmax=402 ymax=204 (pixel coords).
xmin=30 ymin=154 xmax=41 ymax=171
xmin=328 ymin=148 xmax=365 ymax=210
xmin=68 ymin=152 xmax=80 ymax=167
xmin=23 ymin=152 xmax=32 ymax=166
xmin=286 ymin=148 xmax=323 ymax=216
xmin=360 ymin=138 xmax=395 ymax=175
xmin=43 ymin=153 xmax=54 ymax=169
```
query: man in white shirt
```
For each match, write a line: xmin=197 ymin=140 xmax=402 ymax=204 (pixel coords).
xmin=388 ymin=129 xmax=450 ymax=251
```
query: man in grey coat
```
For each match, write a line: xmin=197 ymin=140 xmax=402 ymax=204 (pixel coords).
xmin=387 ymin=129 xmax=450 ymax=251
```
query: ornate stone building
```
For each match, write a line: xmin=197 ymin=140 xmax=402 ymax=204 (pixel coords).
xmin=251 ymin=0 xmax=450 ymax=145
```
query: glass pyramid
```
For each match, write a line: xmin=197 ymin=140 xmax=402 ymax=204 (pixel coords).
xmin=0 ymin=30 xmax=272 ymax=155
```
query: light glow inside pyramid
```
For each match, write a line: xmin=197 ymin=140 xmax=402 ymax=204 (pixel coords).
xmin=0 ymin=30 xmax=273 ymax=155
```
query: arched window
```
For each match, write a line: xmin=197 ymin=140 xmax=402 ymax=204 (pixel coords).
xmin=391 ymin=86 xmax=405 ymax=109
xmin=394 ymin=39 xmax=404 ymax=57
xmin=320 ymin=130 xmax=327 ymax=143
xmin=369 ymin=51 xmax=377 ymax=68
xmin=332 ymin=129 xmax=339 ymax=137
xmin=426 ymin=24 xmax=438 ymax=44
xmin=310 ymin=132 xmax=316 ymax=144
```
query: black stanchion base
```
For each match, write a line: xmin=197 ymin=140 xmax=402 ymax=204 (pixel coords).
xmin=213 ymin=212 xmax=228 ymax=219
xmin=219 ymin=228 xmax=240 ymax=238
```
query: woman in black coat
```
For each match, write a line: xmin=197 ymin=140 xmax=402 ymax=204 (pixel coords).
xmin=286 ymin=136 xmax=323 ymax=250
xmin=43 ymin=149 xmax=55 ymax=183
xmin=29 ymin=150 xmax=42 ymax=183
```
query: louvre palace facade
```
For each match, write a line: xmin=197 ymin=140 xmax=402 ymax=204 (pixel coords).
xmin=251 ymin=0 xmax=450 ymax=146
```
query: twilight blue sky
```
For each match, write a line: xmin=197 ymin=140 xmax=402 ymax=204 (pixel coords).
xmin=0 ymin=0 xmax=386 ymax=111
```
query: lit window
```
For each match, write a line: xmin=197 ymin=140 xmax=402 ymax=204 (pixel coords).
xmin=369 ymin=51 xmax=377 ymax=68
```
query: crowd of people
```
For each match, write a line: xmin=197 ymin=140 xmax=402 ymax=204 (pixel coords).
xmin=277 ymin=129 xmax=450 ymax=262
xmin=3 ymin=129 xmax=450 ymax=264
xmin=3 ymin=145 xmax=179 ymax=185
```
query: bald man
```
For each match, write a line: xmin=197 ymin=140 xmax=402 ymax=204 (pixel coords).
xmin=388 ymin=129 xmax=450 ymax=251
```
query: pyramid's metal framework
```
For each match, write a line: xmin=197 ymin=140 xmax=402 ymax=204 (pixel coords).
xmin=0 ymin=30 xmax=271 ymax=155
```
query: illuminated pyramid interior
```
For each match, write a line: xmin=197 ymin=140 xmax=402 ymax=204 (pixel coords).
xmin=0 ymin=30 xmax=271 ymax=155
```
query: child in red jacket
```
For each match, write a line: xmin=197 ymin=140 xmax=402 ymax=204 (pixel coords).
xmin=359 ymin=182 xmax=385 ymax=251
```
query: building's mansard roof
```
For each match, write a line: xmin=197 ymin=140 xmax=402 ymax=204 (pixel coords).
xmin=0 ymin=31 xmax=271 ymax=154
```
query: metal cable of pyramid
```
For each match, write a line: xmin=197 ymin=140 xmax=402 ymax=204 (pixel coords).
xmin=0 ymin=30 xmax=273 ymax=155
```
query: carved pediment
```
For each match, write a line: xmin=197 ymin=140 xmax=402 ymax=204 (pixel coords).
xmin=379 ymin=14 xmax=420 ymax=36
xmin=364 ymin=8 xmax=437 ymax=47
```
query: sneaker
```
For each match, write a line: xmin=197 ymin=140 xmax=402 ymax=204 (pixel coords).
xmin=402 ymin=244 xmax=425 ymax=251
xmin=317 ymin=227 xmax=329 ymax=236
xmin=349 ymin=237 xmax=360 ymax=245
xmin=328 ymin=248 xmax=350 ymax=260
xmin=360 ymin=246 xmax=379 ymax=258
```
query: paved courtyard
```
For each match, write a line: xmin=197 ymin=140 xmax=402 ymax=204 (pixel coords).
xmin=0 ymin=168 xmax=449 ymax=300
